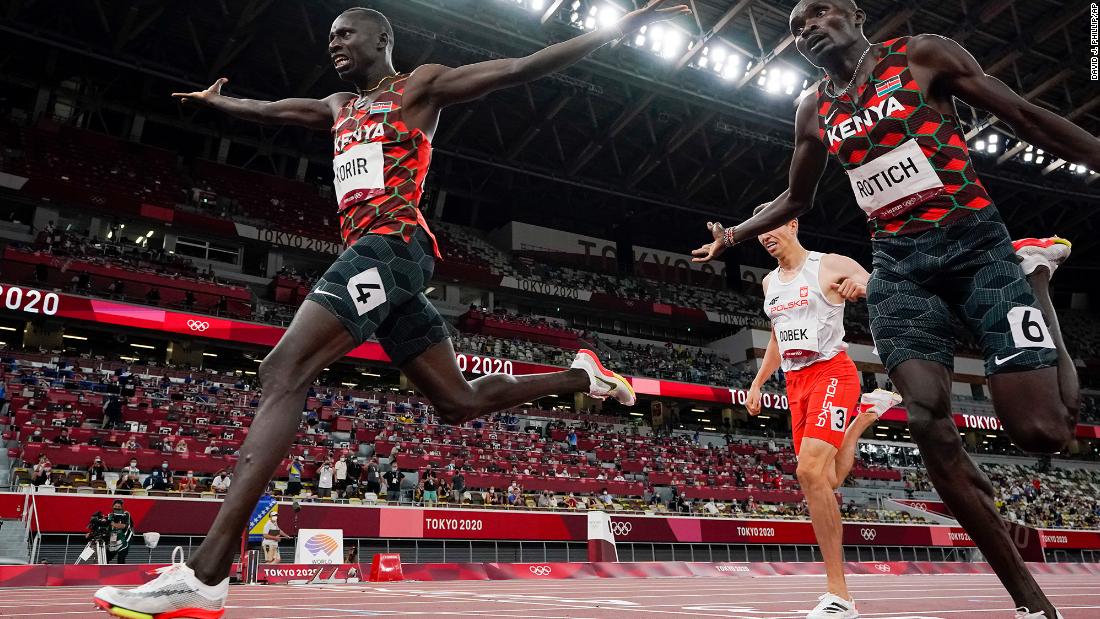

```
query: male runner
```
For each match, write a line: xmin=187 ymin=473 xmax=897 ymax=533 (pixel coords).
xmin=93 ymin=3 xmax=688 ymax=617
xmin=693 ymin=1 xmax=1096 ymax=617
xmin=745 ymin=202 xmax=901 ymax=618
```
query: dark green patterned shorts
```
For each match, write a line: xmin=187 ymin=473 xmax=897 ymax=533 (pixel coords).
xmin=306 ymin=228 xmax=448 ymax=366
xmin=868 ymin=206 xmax=1058 ymax=376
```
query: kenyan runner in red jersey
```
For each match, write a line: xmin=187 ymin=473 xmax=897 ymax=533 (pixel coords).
xmin=693 ymin=1 xmax=1098 ymax=617
xmin=93 ymin=4 xmax=689 ymax=618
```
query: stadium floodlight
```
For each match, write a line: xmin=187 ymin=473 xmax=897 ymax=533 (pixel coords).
xmin=598 ymin=3 xmax=622 ymax=28
xmin=202 ymin=352 xmax=218 ymax=357
xmin=662 ymin=29 xmax=682 ymax=58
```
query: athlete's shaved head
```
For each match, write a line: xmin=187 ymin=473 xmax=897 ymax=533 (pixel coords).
xmin=792 ymin=0 xmax=860 ymax=18
xmin=341 ymin=7 xmax=394 ymax=49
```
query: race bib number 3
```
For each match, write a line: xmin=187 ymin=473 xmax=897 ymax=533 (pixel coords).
xmin=333 ymin=142 xmax=385 ymax=206
xmin=846 ymin=139 xmax=945 ymax=220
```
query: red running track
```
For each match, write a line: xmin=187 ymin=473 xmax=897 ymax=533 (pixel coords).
xmin=2 ymin=573 xmax=1100 ymax=618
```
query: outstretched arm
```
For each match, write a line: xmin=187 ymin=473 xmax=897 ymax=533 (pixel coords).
xmin=172 ymin=78 xmax=351 ymax=131
xmin=909 ymin=34 xmax=1100 ymax=171
xmin=692 ymin=93 xmax=829 ymax=262
xmin=410 ymin=0 xmax=689 ymax=108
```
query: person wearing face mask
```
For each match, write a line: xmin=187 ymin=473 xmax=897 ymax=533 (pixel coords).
xmin=179 ymin=470 xmax=200 ymax=493
xmin=31 ymin=455 xmax=52 ymax=486
xmin=148 ymin=462 xmax=172 ymax=492
xmin=261 ymin=513 xmax=291 ymax=564
xmin=106 ymin=499 xmax=133 ymax=564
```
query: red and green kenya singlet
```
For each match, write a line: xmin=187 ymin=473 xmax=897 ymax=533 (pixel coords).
xmin=332 ymin=74 xmax=441 ymax=257
xmin=816 ymin=37 xmax=993 ymax=238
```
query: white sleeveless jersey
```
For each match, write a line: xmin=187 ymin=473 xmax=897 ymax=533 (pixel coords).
xmin=763 ymin=252 xmax=848 ymax=373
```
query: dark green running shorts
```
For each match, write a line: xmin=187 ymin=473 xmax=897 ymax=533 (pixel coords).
xmin=867 ymin=206 xmax=1059 ymax=376
xmin=305 ymin=228 xmax=448 ymax=366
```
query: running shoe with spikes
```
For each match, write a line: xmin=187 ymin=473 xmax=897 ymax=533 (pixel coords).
xmin=93 ymin=550 xmax=227 ymax=619
xmin=806 ymin=593 xmax=859 ymax=618
xmin=571 ymin=349 xmax=636 ymax=406
xmin=859 ymin=389 xmax=903 ymax=419
xmin=1014 ymin=607 xmax=1064 ymax=619
xmin=1013 ymin=237 xmax=1071 ymax=277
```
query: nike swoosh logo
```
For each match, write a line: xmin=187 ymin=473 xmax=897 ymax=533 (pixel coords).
xmin=825 ymin=109 xmax=839 ymax=124
xmin=312 ymin=290 xmax=342 ymax=300
xmin=595 ymin=376 xmax=619 ymax=391
xmin=994 ymin=351 xmax=1026 ymax=366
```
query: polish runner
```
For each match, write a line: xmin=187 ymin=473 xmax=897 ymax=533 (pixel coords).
xmin=746 ymin=203 xmax=900 ymax=619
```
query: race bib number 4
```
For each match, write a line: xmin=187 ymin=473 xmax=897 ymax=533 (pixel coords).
xmin=846 ymin=139 xmax=945 ymax=220
xmin=333 ymin=142 xmax=385 ymax=206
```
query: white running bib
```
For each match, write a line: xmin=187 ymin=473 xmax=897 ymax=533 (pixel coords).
xmin=333 ymin=142 xmax=385 ymax=205
xmin=846 ymin=139 xmax=945 ymax=220
xmin=775 ymin=319 xmax=820 ymax=359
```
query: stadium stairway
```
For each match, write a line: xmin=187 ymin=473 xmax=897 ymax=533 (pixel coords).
xmin=0 ymin=518 xmax=28 ymax=564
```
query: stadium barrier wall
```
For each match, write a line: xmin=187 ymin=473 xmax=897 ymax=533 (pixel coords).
xmin=3 ymin=561 xmax=1100 ymax=588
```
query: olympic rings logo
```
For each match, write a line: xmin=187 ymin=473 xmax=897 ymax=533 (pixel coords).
xmin=187 ymin=320 xmax=210 ymax=332
xmin=609 ymin=521 xmax=633 ymax=536
xmin=875 ymin=564 xmax=891 ymax=572
xmin=528 ymin=565 xmax=552 ymax=576
xmin=860 ymin=528 xmax=877 ymax=541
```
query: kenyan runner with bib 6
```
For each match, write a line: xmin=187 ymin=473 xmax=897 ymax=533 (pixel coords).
xmin=693 ymin=1 xmax=1096 ymax=617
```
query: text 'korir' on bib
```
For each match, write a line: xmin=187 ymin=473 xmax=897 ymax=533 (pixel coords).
xmin=846 ymin=138 xmax=945 ymax=221
xmin=333 ymin=142 xmax=385 ymax=208
xmin=776 ymin=319 xmax=821 ymax=360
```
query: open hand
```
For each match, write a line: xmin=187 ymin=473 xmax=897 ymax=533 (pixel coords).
xmin=171 ymin=77 xmax=228 ymax=105
xmin=830 ymin=278 xmax=867 ymax=301
xmin=617 ymin=0 xmax=691 ymax=34
xmin=691 ymin=221 xmax=728 ymax=263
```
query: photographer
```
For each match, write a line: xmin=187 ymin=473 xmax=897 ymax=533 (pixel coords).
xmin=106 ymin=499 xmax=134 ymax=564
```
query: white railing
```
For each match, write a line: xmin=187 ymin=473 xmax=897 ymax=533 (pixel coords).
xmin=21 ymin=490 xmax=41 ymax=564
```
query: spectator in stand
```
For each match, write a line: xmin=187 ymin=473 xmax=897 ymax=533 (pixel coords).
xmin=334 ymin=455 xmax=348 ymax=497
xmin=451 ymin=470 xmax=465 ymax=504
xmin=507 ymin=482 xmax=521 ymax=506
xmin=146 ymin=287 xmax=161 ymax=306
xmin=108 ymin=279 xmax=125 ymax=300
xmin=31 ymin=454 xmax=52 ymax=487
xmin=598 ymin=488 xmax=613 ymax=505
xmin=285 ymin=456 xmax=305 ymax=497
xmin=384 ymin=467 xmax=402 ymax=502
xmin=703 ymin=498 xmax=721 ymax=515
xmin=175 ymin=439 xmax=189 ymax=455
xmin=567 ymin=429 xmax=577 ymax=452
xmin=116 ymin=475 xmax=137 ymax=495
xmin=148 ymin=461 xmax=172 ymax=492
xmin=211 ymin=471 xmax=231 ymax=494
xmin=89 ymin=457 xmax=108 ymax=484
xmin=216 ymin=296 xmax=228 ymax=316
xmin=483 ymin=487 xmax=498 ymax=505
xmin=363 ymin=458 xmax=381 ymax=496
xmin=179 ymin=471 xmax=200 ymax=493
xmin=54 ymin=428 xmax=75 ymax=445
xmin=564 ymin=492 xmax=578 ymax=509
xmin=316 ymin=460 xmax=334 ymax=498
xmin=183 ymin=290 xmax=196 ymax=310
xmin=103 ymin=395 xmax=123 ymax=430
xmin=537 ymin=491 xmax=551 ymax=508
xmin=421 ymin=472 xmax=438 ymax=505
xmin=346 ymin=456 xmax=362 ymax=488
xmin=28 ymin=428 xmax=44 ymax=443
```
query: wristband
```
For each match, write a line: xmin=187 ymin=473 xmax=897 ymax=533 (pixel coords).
xmin=722 ymin=225 xmax=737 ymax=248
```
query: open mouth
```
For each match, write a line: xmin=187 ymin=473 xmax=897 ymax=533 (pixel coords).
xmin=333 ymin=54 xmax=351 ymax=69
xmin=764 ymin=240 xmax=779 ymax=251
